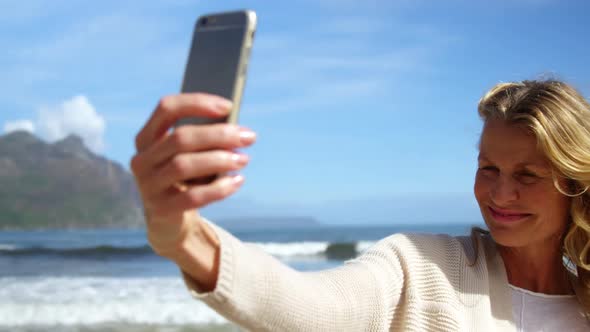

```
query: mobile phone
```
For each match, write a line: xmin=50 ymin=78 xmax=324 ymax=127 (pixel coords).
xmin=177 ymin=10 xmax=257 ymax=126
xmin=175 ymin=10 xmax=256 ymax=185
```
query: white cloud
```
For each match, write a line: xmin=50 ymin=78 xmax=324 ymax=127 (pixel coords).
xmin=37 ymin=95 xmax=106 ymax=153
xmin=3 ymin=120 xmax=35 ymax=134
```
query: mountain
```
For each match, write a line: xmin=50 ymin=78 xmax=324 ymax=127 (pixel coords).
xmin=0 ymin=131 xmax=143 ymax=229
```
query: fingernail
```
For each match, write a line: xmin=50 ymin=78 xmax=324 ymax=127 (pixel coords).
xmin=214 ymin=98 xmax=233 ymax=113
xmin=231 ymin=153 xmax=249 ymax=166
xmin=232 ymin=174 xmax=245 ymax=185
xmin=238 ymin=127 xmax=256 ymax=145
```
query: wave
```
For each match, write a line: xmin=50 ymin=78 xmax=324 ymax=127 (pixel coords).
xmin=0 ymin=276 xmax=227 ymax=326
xmin=256 ymin=241 xmax=373 ymax=260
xmin=0 ymin=245 xmax=154 ymax=258
xmin=0 ymin=241 xmax=377 ymax=260
xmin=0 ymin=244 xmax=17 ymax=251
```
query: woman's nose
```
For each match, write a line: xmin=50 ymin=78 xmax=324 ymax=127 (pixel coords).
xmin=490 ymin=176 xmax=519 ymax=206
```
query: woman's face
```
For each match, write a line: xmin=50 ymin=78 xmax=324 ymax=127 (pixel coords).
xmin=473 ymin=119 xmax=571 ymax=248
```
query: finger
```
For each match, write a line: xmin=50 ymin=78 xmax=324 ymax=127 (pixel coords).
xmin=147 ymin=151 xmax=249 ymax=195
xmin=150 ymin=175 xmax=245 ymax=216
xmin=152 ymin=124 xmax=256 ymax=169
xmin=130 ymin=124 xmax=256 ymax=178
xmin=135 ymin=93 xmax=233 ymax=152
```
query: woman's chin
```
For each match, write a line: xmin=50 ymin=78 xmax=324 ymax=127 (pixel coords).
xmin=484 ymin=218 xmax=532 ymax=248
xmin=487 ymin=229 xmax=527 ymax=248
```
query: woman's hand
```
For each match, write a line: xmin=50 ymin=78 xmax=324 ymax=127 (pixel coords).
xmin=130 ymin=93 xmax=256 ymax=290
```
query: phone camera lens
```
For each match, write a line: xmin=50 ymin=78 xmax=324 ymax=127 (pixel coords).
xmin=200 ymin=17 xmax=208 ymax=26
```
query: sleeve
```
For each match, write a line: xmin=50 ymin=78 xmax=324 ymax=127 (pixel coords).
xmin=182 ymin=220 xmax=407 ymax=332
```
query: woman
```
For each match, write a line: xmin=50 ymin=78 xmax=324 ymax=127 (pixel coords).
xmin=131 ymin=80 xmax=590 ymax=331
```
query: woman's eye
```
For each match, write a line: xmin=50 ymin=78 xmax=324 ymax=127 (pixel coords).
xmin=517 ymin=172 xmax=540 ymax=184
xmin=521 ymin=172 xmax=538 ymax=178
xmin=478 ymin=166 xmax=498 ymax=176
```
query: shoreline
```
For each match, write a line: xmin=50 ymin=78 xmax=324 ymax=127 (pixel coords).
xmin=0 ymin=323 xmax=240 ymax=332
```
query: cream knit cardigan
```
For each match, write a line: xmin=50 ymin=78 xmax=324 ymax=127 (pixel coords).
xmin=183 ymin=222 xmax=517 ymax=331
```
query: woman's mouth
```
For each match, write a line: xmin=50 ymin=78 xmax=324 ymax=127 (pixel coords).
xmin=488 ymin=206 xmax=532 ymax=223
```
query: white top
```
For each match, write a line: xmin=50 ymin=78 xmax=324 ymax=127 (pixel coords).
xmin=511 ymin=284 xmax=589 ymax=331
xmin=185 ymin=223 xmax=522 ymax=331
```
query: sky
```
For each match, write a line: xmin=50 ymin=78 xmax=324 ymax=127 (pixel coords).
xmin=1 ymin=0 xmax=589 ymax=225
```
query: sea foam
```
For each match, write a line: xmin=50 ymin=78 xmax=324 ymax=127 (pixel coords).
xmin=0 ymin=277 xmax=226 ymax=326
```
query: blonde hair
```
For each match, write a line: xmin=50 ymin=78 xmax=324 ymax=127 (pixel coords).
xmin=476 ymin=79 xmax=590 ymax=313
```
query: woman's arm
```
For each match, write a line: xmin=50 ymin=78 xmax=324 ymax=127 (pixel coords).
xmin=130 ymin=93 xmax=256 ymax=291
xmin=184 ymin=221 xmax=404 ymax=331
xmin=131 ymin=93 xmax=404 ymax=331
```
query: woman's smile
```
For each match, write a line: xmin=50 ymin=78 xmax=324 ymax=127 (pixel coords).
xmin=488 ymin=206 xmax=532 ymax=224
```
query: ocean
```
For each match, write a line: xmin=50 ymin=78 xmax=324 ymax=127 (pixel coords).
xmin=0 ymin=223 xmax=478 ymax=331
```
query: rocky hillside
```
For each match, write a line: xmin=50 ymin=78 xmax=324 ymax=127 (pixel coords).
xmin=0 ymin=131 xmax=143 ymax=229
